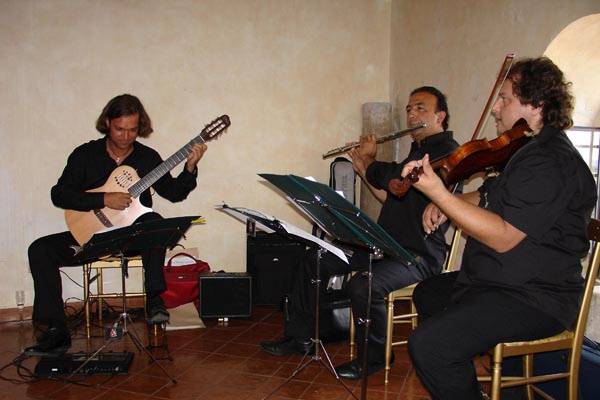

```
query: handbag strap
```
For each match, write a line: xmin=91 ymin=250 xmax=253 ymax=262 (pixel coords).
xmin=166 ymin=252 xmax=199 ymax=268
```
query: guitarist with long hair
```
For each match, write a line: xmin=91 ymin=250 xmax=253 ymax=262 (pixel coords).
xmin=27 ymin=94 xmax=207 ymax=354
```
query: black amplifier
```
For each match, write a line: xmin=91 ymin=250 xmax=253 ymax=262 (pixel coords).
xmin=199 ymin=272 xmax=252 ymax=318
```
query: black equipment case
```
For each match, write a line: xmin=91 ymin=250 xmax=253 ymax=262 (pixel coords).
xmin=246 ymin=231 xmax=306 ymax=305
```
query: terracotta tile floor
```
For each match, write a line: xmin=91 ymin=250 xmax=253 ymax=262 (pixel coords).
xmin=0 ymin=306 xmax=441 ymax=399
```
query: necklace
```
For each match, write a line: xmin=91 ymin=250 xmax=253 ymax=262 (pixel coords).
xmin=106 ymin=143 xmax=133 ymax=165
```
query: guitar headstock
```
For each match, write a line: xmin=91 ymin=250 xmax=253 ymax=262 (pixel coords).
xmin=198 ymin=115 xmax=231 ymax=142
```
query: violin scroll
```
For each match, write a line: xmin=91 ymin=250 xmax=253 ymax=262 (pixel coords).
xmin=388 ymin=166 xmax=423 ymax=197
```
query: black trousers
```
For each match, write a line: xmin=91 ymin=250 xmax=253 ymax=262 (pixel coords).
xmin=408 ymin=272 xmax=564 ymax=400
xmin=28 ymin=212 xmax=167 ymax=325
xmin=284 ymin=247 xmax=349 ymax=341
xmin=348 ymin=258 xmax=438 ymax=363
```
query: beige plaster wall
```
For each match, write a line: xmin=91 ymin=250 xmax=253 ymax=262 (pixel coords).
xmin=545 ymin=13 xmax=600 ymax=127
xmin=0 ymin=0 xmax=391 ymax=309
xmin=390 ymin=0 xmax=600 ymax=162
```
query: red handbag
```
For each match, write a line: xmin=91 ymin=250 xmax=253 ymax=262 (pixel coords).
xmin=160 ymin=252 xmax=210 ymax=309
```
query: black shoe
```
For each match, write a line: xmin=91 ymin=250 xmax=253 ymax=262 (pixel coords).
xmin=335 ymin=353 xmax=394 ymax=380
xmin=294 ymin=338 xmax=315 ymax=355
xmin=336 ymin=360 xmax=362 ymax=379
xmin=147 ymin=296 xmax=169 ymax=324
xmin=26 ymin=325 xmax=71 ymax=356
xmin=260 ymin=337 xmax=314 ymax=356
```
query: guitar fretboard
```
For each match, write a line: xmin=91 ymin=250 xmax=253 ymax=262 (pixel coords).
xmin=128 ymin=139 xmax=202 ymax=198
xmin=127 ymin=115 xmax=229 ymax=198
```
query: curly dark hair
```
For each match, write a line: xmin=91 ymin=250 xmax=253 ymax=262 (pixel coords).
xmin=96 ymin=94 xmax=153 ymax=137
xmin=410 ymin=86 xmax=450 ymax=131
xmin=507 ymin=57 xmax=574 ymax=130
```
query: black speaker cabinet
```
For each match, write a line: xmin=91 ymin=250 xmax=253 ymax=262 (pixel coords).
xmin=247 ymin=232 xmax=306 ymax=305
xmin=198 ymin=273 xmax=252 ymax=318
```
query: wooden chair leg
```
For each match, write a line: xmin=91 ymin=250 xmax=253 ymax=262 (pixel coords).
xmin=83 ymin=263 xmax=91 ymax=339
xmin=568 ymin=349 xmax=579 ymax=400
xmin=384 ymin=296 xmax=394 ymax=384
xmin=491 ymin=347 xmax=503 ymax=400
xmin=349 ymin=309 xmax=355 ymax=359
xmin=523 ymin=354 xmax=534 ymax=400
xmin=98 ymin=267 xmax=104 ymax=327
xmin=410 ymin=300 xmax=418 ymax=329
xmin=142 ymin=269 xmax=147 ymax=319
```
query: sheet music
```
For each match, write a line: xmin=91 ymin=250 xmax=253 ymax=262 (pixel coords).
xmin=216 ymin=204 xmax=348 ymax=264
xmin=217 ymin=205 xmax=276 ymax=233
xmin=277 ymin=220 xmax=348 ymax=264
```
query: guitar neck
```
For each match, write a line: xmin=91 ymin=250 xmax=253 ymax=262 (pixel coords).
xmin=129 ymin=137 xmax=203 ymax=198
xmin=127 ymin=114 xmax=229 ymax=198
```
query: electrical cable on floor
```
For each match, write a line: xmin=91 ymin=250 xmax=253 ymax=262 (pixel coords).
xmin=3 ymin=273 xmax=151 ymax=385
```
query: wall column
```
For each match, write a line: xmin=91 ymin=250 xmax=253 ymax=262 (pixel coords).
xmin=360 ymin=102 xmax=394 ymax=220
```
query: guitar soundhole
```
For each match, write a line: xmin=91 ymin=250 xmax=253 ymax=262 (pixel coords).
xmin=115 ymin=170 xmax=134 ymax=189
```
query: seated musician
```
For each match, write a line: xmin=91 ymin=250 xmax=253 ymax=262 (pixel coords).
xmin=27 ymin=94 xmax=207 ymax=354
xmin=403 ymin=57 xmax=596 ymax=399
xmin=261 ymin=87 xmax=459 ymax=380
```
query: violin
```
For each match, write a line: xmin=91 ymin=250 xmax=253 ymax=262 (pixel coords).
xmin=388 ymin=53 xmax=521 ymax=198
xmin=388 ymin=119 xmax=533 ymax=197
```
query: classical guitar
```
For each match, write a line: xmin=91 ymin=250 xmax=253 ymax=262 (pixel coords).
xmin=65 ymin=115 xmax=231 ymax=245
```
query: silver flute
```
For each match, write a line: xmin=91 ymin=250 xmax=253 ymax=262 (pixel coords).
xmin=322 ymin=123 xmax=426 ymax=159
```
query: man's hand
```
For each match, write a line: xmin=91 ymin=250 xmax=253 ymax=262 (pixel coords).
xmin=348 ymin=148 xmax=368 ymax=176
xmin=186 ymin=143 xmax=208 ymax=173
xmin=104 ymin=192 xmax=132 ymax=210
xmin=401 ymin=154 xmax=446 ymax=199
xmin=357 ymin=134 xmax=377 ymax=159
xmin=347 ymin=134 xmax=377 ymax=176
xmin=422 ymin=202 xmax=448 ymax=234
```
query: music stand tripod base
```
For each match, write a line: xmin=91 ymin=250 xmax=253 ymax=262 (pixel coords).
xmin=71 ymin=216 xmax=199 ymax=384
xmin=71 ymin=254 xmax=177 ymax=383
xmin=262 ymin=248 xmax=358 ymax=400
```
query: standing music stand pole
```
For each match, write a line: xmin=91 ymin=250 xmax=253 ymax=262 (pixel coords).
xmin=70 ymin=216 xmax=198 ymax=383
xmin=359 ymin=253 xmax=374 ymax=400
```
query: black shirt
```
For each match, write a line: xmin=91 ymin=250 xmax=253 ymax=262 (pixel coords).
xmin=51 ymin=137 xmax=197 ymax=211
xmin=455 ymin=125 xmax=597 ymax=328
xmin=365 ymin=131 xmax=460 ymax=271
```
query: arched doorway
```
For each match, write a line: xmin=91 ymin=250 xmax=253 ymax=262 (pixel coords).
xmin=545 ymin=13 xmax=600 ymax=127
xmin=545 ymin=14 xmax=600 ymax=216
xmin=545 ymin=12 xmax=600 ymax=347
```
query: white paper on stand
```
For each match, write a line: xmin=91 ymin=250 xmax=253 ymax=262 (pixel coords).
xmin=216 ymin=205 xmax=276 ymax=233
xmin=277 ymin=220 xmax=348 ymax=264
xmin=216 ymin=204 xmax=348 ymax=264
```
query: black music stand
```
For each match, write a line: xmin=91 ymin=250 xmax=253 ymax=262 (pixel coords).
xmin=71 ymin=216 xmax=199 ymax=383
xmin=218 ymin=204 xmax=354 ymax=399
xmin=258 ymin=174 xmax=417 ymax=400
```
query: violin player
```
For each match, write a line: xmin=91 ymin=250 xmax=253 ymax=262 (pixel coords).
xmin=403 ymin=57 xmax=597 ymax=399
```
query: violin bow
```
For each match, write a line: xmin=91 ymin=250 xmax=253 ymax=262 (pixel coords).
xmin=446 ymin=53 xmax=515 ymax=193
xmin=470 ymin=53 xmax=515 ymax=141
